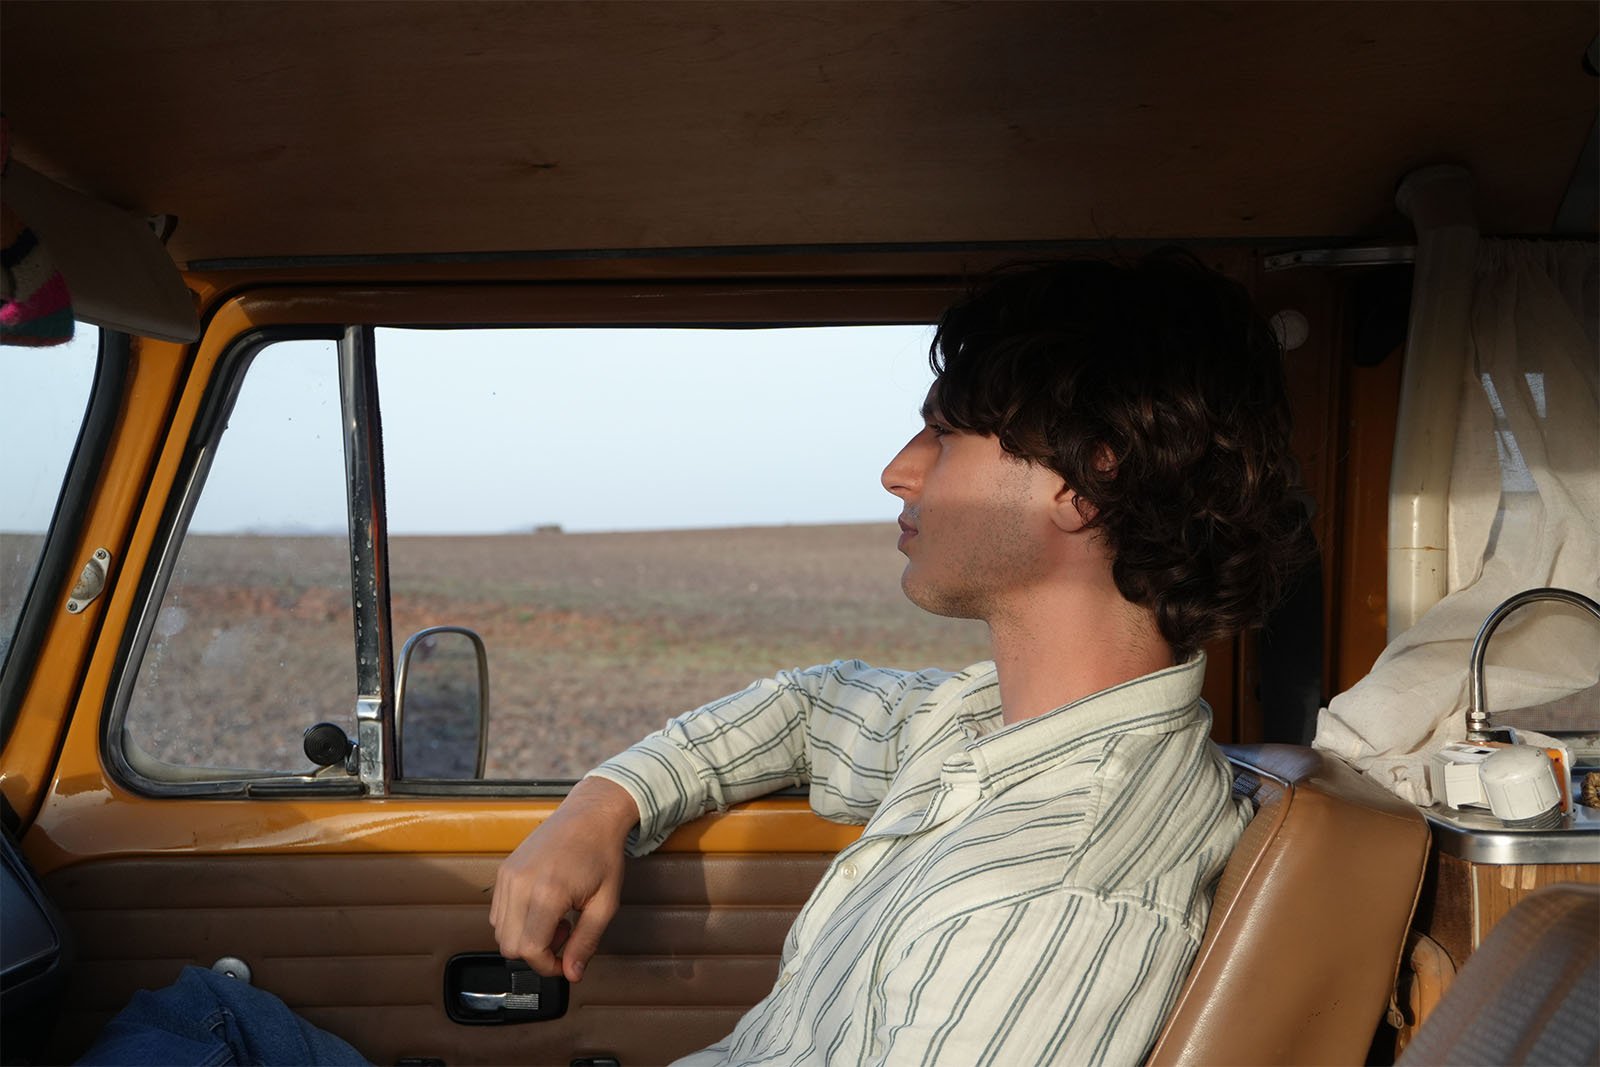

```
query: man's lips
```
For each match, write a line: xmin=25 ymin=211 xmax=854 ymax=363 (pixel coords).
xmin=897 ymin=515 xmax=918 ymax=550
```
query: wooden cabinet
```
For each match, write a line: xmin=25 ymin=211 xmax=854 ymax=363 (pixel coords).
xmin=1397 ymin=808 xmax=1600 ymax=1050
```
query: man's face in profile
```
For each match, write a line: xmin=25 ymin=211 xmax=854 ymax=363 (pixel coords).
xmin=880 ymin=386 xmax=1062 ymax=623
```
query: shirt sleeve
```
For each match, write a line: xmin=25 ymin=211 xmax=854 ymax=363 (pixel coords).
xmin=589 ymin=660 xmax=956 ymax=855
xmin=866 ymin=890 xmax=1199 ymax=1067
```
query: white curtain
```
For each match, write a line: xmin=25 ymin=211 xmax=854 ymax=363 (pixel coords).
xmin=1315 ymin=240 xmax=1600 ymax=804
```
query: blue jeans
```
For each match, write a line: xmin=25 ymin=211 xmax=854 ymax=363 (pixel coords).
xmin=78 ymin=966 xmax=369 ymax=1066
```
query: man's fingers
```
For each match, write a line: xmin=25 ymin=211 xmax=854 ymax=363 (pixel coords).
xmin=560 ymin=893 xmax=619 ymax=983
xmin=488 ymin=780 xmax=637 ymax=984
xmin=494 ymin=894 xmax=566 ymax=976
xmin=549 ymin=917 xmax=573 ymax=955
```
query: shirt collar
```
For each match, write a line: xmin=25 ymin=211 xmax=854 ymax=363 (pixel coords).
xmin=956 ymin=653 xmax=1208 ymax=797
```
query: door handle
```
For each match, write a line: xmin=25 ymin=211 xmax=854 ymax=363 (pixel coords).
xmin=459 ymin=985 xmax=547 ymax=1013
xmin=444 ymin=953 xmax=569 ymax=1024
xmin=458 ymin=991 xmax=506 ymax=1012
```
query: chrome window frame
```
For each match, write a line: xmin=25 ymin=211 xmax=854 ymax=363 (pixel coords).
xmin=340 ymin=325 xmax=397 ymax=795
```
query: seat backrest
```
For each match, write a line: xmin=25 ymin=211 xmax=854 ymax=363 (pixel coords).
xmin=1396 ymin=882 xmax=1599 ymax=1066
xmin=1147 ymin=744 xmax=1431 ymax=1066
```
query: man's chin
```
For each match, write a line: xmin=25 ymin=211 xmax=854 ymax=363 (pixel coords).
xmin=900 ymin=570 xmax=981 ymax=621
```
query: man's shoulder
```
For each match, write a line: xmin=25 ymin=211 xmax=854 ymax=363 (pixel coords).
xmin=800 ymin=658 xmax=998 ymax=719
xmin=1093 ymin=724 xmax=1240 ymax=827
xmin=811 ymin=657 xmax=994 ymax=690
xmin=1073 ymin=729 xmax=1248 ymax=924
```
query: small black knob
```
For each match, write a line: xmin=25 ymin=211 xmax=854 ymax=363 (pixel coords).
xmin=303 ymin=722 xmax=354 ymax=768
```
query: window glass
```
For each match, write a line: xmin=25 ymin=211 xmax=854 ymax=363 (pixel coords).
xmin=1479 ymin=370 xmax=1599 ymax=734
xmin=0 ymin=327 xmax=99 ymax=673
xmin=378 ymin=326 xmax=991 ymax=781
xmin=125 ymin=340 xmax=354 ymax=774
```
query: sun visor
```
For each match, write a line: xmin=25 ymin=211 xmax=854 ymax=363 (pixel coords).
xmin=1 ymin=162 xmax=199 ymax=343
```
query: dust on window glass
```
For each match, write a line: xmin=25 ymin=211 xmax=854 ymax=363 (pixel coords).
xmin=377 ymin=326 xmax=992 ymax=780
xmin=125 ymin=339 xmax=354 ymax=774
xmin=0 ymin=326 xmax=99 ymax=673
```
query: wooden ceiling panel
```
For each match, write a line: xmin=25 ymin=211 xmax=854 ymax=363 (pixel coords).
xmin=2 ymin=1 xmax=1594 ymax=264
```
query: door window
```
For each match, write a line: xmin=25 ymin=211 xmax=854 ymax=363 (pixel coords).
xmin=118 ymin=324 xmax=992 ymax=787
xmin=124 ymin=339 xmax=354 ymax=775
xmin=376 ymin=326 xmax=991 ymax=781
xmin=0 ymin=328 xmax=99 ymax=673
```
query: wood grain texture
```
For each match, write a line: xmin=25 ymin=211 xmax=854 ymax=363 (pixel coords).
xmin=1472 ymin=862 xmax=1600 ymax=948
xmin=1417 ymin=853 xmax=1600 ymax=971
xmin=1420 ymin=852 xmax=1478 ymax=971
xmin=1333 ymin=343 xmax=1405 ymax=693
xmin=3 ymin=3 xmax=1592 ymax=263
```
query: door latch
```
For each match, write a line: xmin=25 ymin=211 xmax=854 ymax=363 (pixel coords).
xmin=443 ymin=953 xmax=569 ymax=1025
xmin=65 ymin=548 xmax=112 ymax=614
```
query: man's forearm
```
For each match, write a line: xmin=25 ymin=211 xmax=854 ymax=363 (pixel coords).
xmin=490 ymin=776 xmax=640 ymax=982
xmin=567 ymin=774 xmax=643 ymax=839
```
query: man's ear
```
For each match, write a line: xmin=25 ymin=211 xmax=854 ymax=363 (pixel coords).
xmin=1049 ymin=482 xmax=1097 ymax=533
xmin=1051 ymin=445 xmax=1114 ymax=533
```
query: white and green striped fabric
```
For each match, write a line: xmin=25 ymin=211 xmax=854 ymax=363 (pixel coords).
xmin=592 ymin=654 xmax=1249 ymax=1067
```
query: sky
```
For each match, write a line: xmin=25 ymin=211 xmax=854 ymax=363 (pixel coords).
xmin=3 ymin=329 xmax=100 ymax=534
xmin=4 ymin=324 xmax=939 ymax=536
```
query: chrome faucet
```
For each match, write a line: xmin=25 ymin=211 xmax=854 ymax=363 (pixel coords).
xmin=1467 ymin=587 xmax=1600 ymax=743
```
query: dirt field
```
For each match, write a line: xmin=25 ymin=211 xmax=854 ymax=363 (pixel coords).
xmin=122 ymin=524 xmax=992 ymax=780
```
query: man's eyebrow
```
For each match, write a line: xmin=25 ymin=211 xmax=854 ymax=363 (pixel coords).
xmin=920 ymin=399 xmax=943 ymax=422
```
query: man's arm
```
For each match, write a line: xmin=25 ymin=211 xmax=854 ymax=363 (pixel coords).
xmin=490 ymin=775 xmax=639 ymax=983
xmin=492 ymin=660 xmax=957 ymax=981
xmin=867 ymin=891 xmax=1197 ymax=1067
xmin=593 ymin=660 xmax=954 ymax=853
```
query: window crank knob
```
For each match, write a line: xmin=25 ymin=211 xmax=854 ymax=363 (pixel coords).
xmin=303 ymin=722 xmax=355 ymax=768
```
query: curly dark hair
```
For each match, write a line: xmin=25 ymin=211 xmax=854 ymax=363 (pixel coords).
xmin=930 ymin=250 xmax=1312 ymax=661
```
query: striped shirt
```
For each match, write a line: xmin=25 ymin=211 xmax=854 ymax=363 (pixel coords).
xmin=591 ymin=654 xmax=1249 ymax=1067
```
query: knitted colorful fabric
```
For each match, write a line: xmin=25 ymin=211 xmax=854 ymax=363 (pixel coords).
xmin=1 ymin=118 xmax=75 ymax=346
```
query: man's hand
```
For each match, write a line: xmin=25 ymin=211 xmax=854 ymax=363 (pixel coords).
xmin=490 ymin=775 xmax=640 ymax=983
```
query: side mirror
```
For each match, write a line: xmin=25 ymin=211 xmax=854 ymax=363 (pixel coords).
xmin=395 ymin=626 xmax=490 ymax=780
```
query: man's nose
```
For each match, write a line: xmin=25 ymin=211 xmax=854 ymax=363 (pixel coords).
xmin=881 ymin=433 xmax=924 ymax=499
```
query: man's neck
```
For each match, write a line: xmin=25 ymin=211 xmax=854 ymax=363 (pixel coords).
xmin=987 ymin=594 xmax=1173 ymax=726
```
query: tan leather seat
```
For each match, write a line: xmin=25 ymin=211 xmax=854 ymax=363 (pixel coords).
xmin=1396 ymin=882 xmax=1599 ymax=1066
xmin=1147 ymin=744 xmax=1431 ymax=1066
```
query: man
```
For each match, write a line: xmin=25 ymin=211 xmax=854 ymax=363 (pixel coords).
xmin=491 ymin=252 xmax=1310 ymax=1065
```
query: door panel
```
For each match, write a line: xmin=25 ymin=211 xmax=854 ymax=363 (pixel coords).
xmin=45 ymin=852 xmax=832 ymax=1066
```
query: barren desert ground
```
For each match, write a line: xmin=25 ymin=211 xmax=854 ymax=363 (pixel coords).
xmin=107 ymin=523 xmax=992 ymax=779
